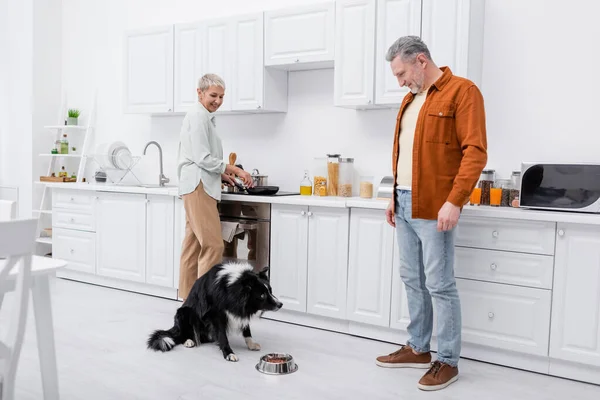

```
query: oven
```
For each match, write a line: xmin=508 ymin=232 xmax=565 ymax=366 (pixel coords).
xmin=218 ymin=200 xmax=271 ymax=274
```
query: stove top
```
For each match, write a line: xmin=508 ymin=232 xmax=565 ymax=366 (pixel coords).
xmin=223 ymin=191 xmax=300 ymax=197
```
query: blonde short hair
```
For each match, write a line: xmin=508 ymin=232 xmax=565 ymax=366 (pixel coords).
xmin=197 ymin=73 xmax=226 ymax=91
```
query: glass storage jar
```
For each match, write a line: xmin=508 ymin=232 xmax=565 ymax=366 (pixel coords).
xmin=313 ymin=157 xmax=328 ymax=196
xmin=478 ymin=169 xmax=495 ymax=205
xmin=326 ymin=154 xmax=340 ymax=196
xmin=359 ymin=175 xmax=374 ymax=199
xmin=338 ymin=158 xmax=354 ymax=197
xmin=510 ymin=171 xmax=521 ymax=207
xmin=496 ymin=178 xmax=512 ymax=207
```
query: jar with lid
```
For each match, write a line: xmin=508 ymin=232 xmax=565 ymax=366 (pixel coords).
xmin=300 ymin=170 xmax=312 ymax=196
xmin=359 ymin=176 xmax=374 ymax=199
xmin=478 ymin=169 xmax=495 ymax=205
xmin=338 ymin=157 xmax=354 ymax=197
xmin=509 ymin=171 xmax=521 ymax=207
xmin=326 ymin=154 xmax=340 ymax=196
xmin=496 ymin=178 xmax=512 ymax=207
xmin=313 ymin=157 xmax=328 ymax=196
xmin=60 ymin=134 xmax=69 ymax=154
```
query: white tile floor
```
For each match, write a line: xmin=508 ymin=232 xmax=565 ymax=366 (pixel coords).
xmin=2 ymin=277 xmax=600 ymax=399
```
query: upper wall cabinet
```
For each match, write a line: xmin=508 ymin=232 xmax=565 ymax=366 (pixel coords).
xmin=264 ymin=2 xmax=335 ymax=70
xmin=334 ymin=0 xmax=484 ymax=109
xmin=123 ymin=26 xmax=174 ymax=113
xmin=174 ymin=22 xmax=203 ymax=114
xmin=421 ymin=0 xmax=485 ymax=89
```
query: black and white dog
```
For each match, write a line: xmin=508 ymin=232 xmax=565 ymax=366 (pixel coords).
xmin=147 ymin=262 xmax=282 ymax=361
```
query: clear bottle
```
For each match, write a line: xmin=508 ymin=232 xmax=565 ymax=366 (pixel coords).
xmin=510 ymin=171 xmax=521 ymax=207
xmin=300 ymin=170 xmax=312 ymax=196
xmin=338 ymin=157 xmax=354 ymax=197
xmin=60 ymin=134 xmax=69 ymax=154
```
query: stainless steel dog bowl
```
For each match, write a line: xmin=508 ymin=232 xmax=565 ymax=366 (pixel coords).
xmin=255 ymin=353 xmax=298 ymax=375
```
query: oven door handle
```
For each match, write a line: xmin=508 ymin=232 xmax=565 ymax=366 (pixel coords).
xmin=221 ymin=218 xmax=259 ymax=230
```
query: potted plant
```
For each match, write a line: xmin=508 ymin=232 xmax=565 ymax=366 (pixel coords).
xmin=67 ymin=109 xmax=80 ymax=126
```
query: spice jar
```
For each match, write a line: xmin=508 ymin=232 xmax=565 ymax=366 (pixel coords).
xmin=326 ymin=154 xmax=340 ymax=196
xmin=478 ymin=169 xmax=495 ymax=205
xmin=313 ymin=157 xmax=327 ymax=196
xmin=496 ymin=179 xmax=512 ymax=207
xmin=359 ymin=176 xmax=374 ymax=199
xmin=338 ymin=157 xmax=354 ymax=197
xmin=509 ymin=171 xmax=521 ymax=207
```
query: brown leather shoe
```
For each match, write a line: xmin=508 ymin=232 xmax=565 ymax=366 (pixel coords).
xmin=375 ymin=345 xmax=431 ymax=368
xmin=417 ymin=360 xmax=459 ymax=391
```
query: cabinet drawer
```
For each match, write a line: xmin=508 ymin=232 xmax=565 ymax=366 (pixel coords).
xmin=455 ymin=247 xmax=554 ymax=289
xmin=53 ymin=228 xmax=96 ymax=274
xmin=456 ymin=216 xmax=556 ymax=255
xmin=53 ymin=209 xmax=95 ymax=232
xmin=53 ymin=190 xmax=96 ymax=213
xmin=457 ymin=278 xmax=551 ymax=356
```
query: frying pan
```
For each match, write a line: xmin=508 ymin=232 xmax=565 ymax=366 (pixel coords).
xmin=233 ymin=179 xmax=279 ymax=195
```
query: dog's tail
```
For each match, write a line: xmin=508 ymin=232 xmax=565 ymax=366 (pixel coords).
xmin=147 ymin=326 xmax=182 ymax=352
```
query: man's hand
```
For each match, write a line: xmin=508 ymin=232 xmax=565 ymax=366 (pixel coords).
xmin=385 ymin=199 xmax=395 ymax=228
xmin=437 ymin=201 xmax=460 ymax=232
xmin=221 ymin=173 xmax=235 ymax=186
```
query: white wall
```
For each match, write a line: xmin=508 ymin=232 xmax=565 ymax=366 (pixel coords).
xmin=55 ymin=0 xmax=600 ymax=194
xmin=0 ymin=0 xmax=33 ymax=217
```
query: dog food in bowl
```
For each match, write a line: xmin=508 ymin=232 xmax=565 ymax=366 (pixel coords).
xmin=256 ymin=353 xmax=298 ymax=375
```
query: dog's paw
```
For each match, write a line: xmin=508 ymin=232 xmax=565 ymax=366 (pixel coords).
xmin=226 ymin=353 xmax=239 ymax=362
xmin=245 ymin=337 xmax=261 ymax=351
xmin=183 ymin=339 xmax=196 ymax=348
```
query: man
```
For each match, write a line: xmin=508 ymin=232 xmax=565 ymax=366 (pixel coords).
xmin=375 ymin=36 xmax=487 ymax=391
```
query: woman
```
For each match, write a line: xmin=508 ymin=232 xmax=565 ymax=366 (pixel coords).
xmin=176 ymin=73 xmax=253 ymax=301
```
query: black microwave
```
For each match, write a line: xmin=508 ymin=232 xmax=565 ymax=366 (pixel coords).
xmin=519 ymin=162 xmax=600 ymax=213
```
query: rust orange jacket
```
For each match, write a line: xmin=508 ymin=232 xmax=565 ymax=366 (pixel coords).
xmin=392 ymin=67 xmax=488 ymax=220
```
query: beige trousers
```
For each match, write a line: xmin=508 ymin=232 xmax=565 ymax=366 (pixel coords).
xmin=179 ymin=182 xmax=224 ymax=300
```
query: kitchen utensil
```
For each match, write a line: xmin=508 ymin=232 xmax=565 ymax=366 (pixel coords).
xmin=251 ymin=168 xmax=268 ymax=187
xmin=255 ymin=353 xmax=298 ymax=375
xmin=232 ymin=178 xmax=279 ymax=195
xmin=377 ymin=176 xmax=394 ymax=200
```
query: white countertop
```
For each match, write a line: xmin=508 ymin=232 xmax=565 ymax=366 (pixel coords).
xmin=45 ymin=182 xmax=600 ymax=225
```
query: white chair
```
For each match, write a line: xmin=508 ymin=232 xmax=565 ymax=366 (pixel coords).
xmin=0 ymin=218 xmax=38 ymax=400
xmin=0 ymin=200 xmax=16 ymax=221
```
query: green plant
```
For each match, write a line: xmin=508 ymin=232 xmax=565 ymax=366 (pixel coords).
xmin=68 ymin=109 xmax=80 ymax=118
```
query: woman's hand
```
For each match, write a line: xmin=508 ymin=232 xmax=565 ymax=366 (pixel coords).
xmin=237 ymin=168 xmax=254 ymax=187
xmin=221 ymin=173 xmax=235 ymax=186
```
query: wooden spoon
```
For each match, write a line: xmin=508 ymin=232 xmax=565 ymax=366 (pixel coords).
xmin=228 ymin=153 xmax=237 ymax=177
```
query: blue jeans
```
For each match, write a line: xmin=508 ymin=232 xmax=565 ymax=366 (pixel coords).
xmin=395 ymin=189 xmax=461 ymax=366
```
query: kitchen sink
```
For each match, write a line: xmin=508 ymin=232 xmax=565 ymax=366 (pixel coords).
xmin=136 ymin=183 xmax=177 ymax=188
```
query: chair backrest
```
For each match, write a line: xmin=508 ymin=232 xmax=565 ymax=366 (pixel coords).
xmin=0 ymin=200 xmax=16 ymax=221
xmin=0 ymin=218 xmax=38 ymax=400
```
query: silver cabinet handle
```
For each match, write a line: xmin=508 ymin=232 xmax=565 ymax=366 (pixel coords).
xmin=488 ymin=312 xmax=495 ymax=319
xmin=490 ymin=263 xmax=497 ymax=270
xmin=70 ymin=248 xmax=74 ymax=254
xmin=307 ymin=211 xmax=313 ymax=217
xmin=301 ymin=211 xmax=306 ymax=216
xmin=492 ymin=230 xmax=499 ymax=238
xmin=70 ymin=218 xmax=75 ymax=223
xmin=558 ymin=229 xmax=565 ymax=237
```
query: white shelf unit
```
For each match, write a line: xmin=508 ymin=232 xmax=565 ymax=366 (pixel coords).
xmin=34 ymin=92 xmax=97 ymax=247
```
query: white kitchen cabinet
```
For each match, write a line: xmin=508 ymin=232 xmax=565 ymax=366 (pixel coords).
xmin=307 ymin=206 xmax=349 ymax=319
xmin=457 ymin=278 xmax=551 ymax=356
xmin=264 ymin=2 xmax=335 ymax=70
xmin=173 ymin=197 xmax=185 ymax=294
xmin=421 ymin=0 xmax=485 ymax=87
xmin=270 ymin=204 xmax=309 ymax=312
xmin=550 ymin=223 xmax=600 ymax=369
xmin=374 ymin=0 xmax=422 ymax=105
xmin=174 ymin=22 xmax=202 ymax=113
xmin=202 ymin=18 xmax=233 ymax=112
xmin=95 ymin=192 xmax=146 ymax=283
xmin=146 ymin=195 xmax=175 ymax=288
xmin=346 ymin=208 xmax=394 ymax=326
xmin=53 ymin=228 xmax=96 ymax=275
xmin=389 ymin=231 xmax=410 ymax=331
xmin=333 ymin=0 xmax=377 ymax=108
xmin=123 ymin=26 xmax=174 ymax=113
xmin=230 ymin=13 xmax=288 ymax=112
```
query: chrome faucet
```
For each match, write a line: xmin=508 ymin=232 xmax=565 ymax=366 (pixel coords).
xmin=143 ymin=141 xmax=170 ymax=187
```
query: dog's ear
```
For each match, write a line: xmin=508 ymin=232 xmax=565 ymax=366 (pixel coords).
xmin=258 ymin=267 xmax=269 ymax=280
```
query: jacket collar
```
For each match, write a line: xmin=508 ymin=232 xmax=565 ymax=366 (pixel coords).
xmin=430 ymin=66 xmax=453 ymax=92
xmin=196 ymin=101 xmax=216 ymax=125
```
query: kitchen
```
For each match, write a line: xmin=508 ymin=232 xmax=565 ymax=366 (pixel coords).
xmin=2 ymin=0 xmax=600 ymax=399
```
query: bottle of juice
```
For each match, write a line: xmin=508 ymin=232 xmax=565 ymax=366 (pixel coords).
xmin=300 ymin=170 xmax=312 ymax=196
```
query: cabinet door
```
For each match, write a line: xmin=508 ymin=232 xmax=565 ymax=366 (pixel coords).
xmin=421 ymin=0 xmax=485 ymax=85
xmin=550 ymin=223 xmax=600 ymax=367
xmin=230 ymin=13 xmax=264 ymax=111
xmin=270 ymin=204 xmax=309 ymax=312
xmin=146 ymin=195 xmax=175 ymax=287
xmin=202 ymin=18 xmax=233 ymax=112
xmin=307 ymin=207 xmax=349 ymax=319
xmin=375 ymin=0 xmax=421 ymax=105
xmin=123 ymin=26 xmax=174 ymax=113
xmin=174 ymin=22 xmax=202 ymax=113
xmin=264 ymin=2 xmax=335 ymax=67
xmin=53 ymin=228 xmax=95 ymax=274
xmin=173 ymin=197 xmax=185 ymax=293
xmin=347 ymin=208 xmax=394 ymax=326
xmin=96 ymin=192 xmax=146 ymax=282
xmin=334 ymin=0 xmax=376 ymax=107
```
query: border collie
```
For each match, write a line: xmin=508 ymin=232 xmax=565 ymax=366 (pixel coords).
xmin=146 ymin=262 xmax=282 ymax=361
